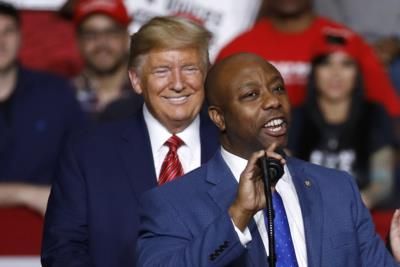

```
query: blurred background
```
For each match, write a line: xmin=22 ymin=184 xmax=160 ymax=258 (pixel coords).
xmin=0 ymin=0 xmax=398 ymax=266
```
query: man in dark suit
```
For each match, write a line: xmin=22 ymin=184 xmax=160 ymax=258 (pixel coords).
xmin=136 ymin=53 xmax=399 ymax=266
xmin=41 ymin=16 xmax=219 ymax=267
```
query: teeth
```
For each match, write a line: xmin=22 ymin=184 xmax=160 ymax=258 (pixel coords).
xmin=265 ymin=119 xmax=284 ymax=128
xmin=165 ymin=96 xmax=188 ymax=103
xmin=270 ymin=126 xmax=282 ymax=132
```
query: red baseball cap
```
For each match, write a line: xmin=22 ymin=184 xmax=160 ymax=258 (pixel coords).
xmin=312 ymin=27 xmax=361 ymax=62
xmin=74 ymin=0 xmax=132 ymax=27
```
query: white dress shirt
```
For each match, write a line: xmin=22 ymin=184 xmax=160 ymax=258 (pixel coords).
xmin=221 ymin=147 xmax=308 ymax=267
xmin=143 ymin=104 xmax=201 ymax=180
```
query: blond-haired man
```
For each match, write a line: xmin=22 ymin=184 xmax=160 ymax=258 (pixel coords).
xmin=41 ymin=16 xmax=219 ymax=267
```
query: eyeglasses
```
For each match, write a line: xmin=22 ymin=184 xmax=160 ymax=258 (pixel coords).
xmin=78 ymin=26 xmax=126 ymax=41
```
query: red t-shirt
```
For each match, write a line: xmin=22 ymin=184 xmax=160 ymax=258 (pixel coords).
xmin=216 ymin=16 xmax=400 ymax=117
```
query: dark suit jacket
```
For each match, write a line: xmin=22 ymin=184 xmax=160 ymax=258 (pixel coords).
xmin=136 ymin=152 xmax=399 ymax=267
xmin=41 ymin=110 xmax=219 ymax=267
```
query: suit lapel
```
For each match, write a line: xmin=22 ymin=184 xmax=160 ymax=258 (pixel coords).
xmin=287 ymin=158 xmax=323 ymax=267
xmin=199 ymin=110 xmax=219 ymax=163
xmin=206 ymin=152 xmax=268 ymax=266
xmin=246 ymin=219 xmax=269 ymax=266
xmin=118 ymin=110 xmax=218 ymax=199
xmin=206 ymin=152 xmax=237 ymax=212
xmin=118 ymin=112 xmax=157 ymax=198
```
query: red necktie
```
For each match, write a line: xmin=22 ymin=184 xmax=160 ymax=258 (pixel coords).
xmin=158 ymin=135 xmax=184 ymax=185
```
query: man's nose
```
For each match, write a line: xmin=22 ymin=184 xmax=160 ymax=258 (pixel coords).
xmin=171 ymin=69 xmax=184 ymax=91
xmin=262 ymin=91 xmax=280 ymax=109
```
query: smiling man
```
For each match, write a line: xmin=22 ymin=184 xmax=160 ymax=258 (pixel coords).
xmin=73 ymin=0 xmax=143 ymax=121
xmin=41 ymin=16 xmax=219 ymax=267
xmin=136 ymin=53 xmax=399 ymax=266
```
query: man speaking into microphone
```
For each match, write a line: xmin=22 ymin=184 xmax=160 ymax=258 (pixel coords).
xmin=136 ymin=53 xmax=399 ymax=266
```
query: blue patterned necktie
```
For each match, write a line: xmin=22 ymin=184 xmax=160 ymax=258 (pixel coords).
xmin=264 ymin=191 xmax=299 ymax=267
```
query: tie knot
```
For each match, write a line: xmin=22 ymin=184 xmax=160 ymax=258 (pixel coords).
xmin=165 ymin=135 xmax=183 ymax=151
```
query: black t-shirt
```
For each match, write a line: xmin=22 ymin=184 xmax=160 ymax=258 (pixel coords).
xmin=288 ymin=102 xmax=393 ymax=189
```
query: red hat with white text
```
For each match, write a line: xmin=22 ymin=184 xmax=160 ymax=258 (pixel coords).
xmin=74 ymin=0 xmax=131 ymax=27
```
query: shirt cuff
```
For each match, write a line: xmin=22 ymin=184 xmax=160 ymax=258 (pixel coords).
xmin=231 ymin=218 xmax=252 ymax=247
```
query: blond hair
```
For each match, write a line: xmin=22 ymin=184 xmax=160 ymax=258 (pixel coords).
xmin=128 ymin=16 xmax=211 ymax=71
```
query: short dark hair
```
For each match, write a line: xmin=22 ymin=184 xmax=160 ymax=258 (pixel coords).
xmin=0 ymin=1 xmax=20 ymax=26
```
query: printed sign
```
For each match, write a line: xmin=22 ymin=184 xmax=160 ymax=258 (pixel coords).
xmin=126 ymin=0 xmax=261 ymax=59
xmin=6 ymin=0 xmax=262 ymax=60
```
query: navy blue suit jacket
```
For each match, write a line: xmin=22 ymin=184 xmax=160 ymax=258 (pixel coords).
xmin=137 ymin=151 xmax=398 ymax=266
xmin=41 ymin=110 xmax=219 ymax=267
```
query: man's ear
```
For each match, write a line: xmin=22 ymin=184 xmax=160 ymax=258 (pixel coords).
xmin=128 ymin=69 xmax=143 ymax=95
xmin=208 ymin=106 xmax=226 ymax=131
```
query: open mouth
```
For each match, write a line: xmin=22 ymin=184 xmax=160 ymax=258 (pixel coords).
xmin=263 ymin=117 xmax=288 ymax=136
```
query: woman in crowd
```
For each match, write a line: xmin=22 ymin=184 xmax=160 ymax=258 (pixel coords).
xmin=289 ymin=32 xmax=395 ymax=209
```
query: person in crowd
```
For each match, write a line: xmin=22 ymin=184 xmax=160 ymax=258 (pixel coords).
xmin=0 ymin=1 xmax=85 ymax=216
xmin=313 ymin=0 xmax=400 ymax=104
xmin=41 ymin=16 xmax=219 ymax=267
xmin=288 ymin=32 xmax=395 ymax=209
xmin=136 ymin=52 xmax=399 ymax=266
xmin=216 ymin=0 xmax=400 ymax=118
xmin=73 ymin=0 xmax=143 ymax=122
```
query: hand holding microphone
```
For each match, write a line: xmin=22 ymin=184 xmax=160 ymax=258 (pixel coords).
xmin=228 ymin=143 xmax=285 ymax=231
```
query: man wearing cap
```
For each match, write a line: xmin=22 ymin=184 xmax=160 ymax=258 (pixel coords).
xmin=73 ymin=0 xmax=143 ymax=122
xmin=41 ymin=16 xmax=219 ymax=267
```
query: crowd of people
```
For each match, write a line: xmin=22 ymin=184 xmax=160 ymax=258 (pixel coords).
xmin=0 ymin=0 xmax=399 ymax=266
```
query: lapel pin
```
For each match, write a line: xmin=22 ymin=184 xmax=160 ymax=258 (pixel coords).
xmin=304 ymin=179 xmax=312 ymax=188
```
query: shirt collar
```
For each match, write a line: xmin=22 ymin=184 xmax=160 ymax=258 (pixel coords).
xmin=220 ymin=146 xmax=293 ymax=186
xmin=220 ymin=146 xmax=247 ymax=182
xmin=143 ymin=104 xmax=200 ymax=152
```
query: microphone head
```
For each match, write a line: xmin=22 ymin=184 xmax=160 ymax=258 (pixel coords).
xmin=257 ymin=147 xmax=286 ymax=186
xmin=268 ymin=159 xmax=284 ymax=185
xmin=275 ymin=146 xmax=287 ymax=159
xmin=267 ymin=147 xmax=285 ymax=185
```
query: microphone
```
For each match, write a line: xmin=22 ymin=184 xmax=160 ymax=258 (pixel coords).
xmin=258 ymin=147 xmax=285 ymax=267
xmin=267 ymin=158 xmax=284 ymax=185
xmin=261 ymin=147 xmax=285 ymax=185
